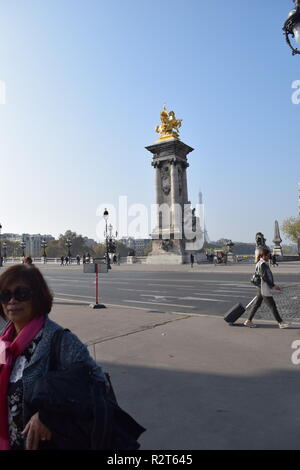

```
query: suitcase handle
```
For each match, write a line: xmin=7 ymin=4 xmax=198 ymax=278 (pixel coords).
xmin=245 ymin=296 xmax=257 ymax=310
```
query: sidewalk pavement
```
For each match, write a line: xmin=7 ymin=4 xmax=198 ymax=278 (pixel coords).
xmin=51 ymin=299 xmax=300 ymax=450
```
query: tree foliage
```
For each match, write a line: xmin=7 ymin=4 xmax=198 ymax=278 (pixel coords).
xmin=46 ymin=230 xmax=99 ymax=258
xmin=282 ymin=217 xmax=300 ymax=244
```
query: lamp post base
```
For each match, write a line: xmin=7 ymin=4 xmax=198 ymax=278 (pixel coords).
xmin=89 ymin=303 xmax=106 ymax=309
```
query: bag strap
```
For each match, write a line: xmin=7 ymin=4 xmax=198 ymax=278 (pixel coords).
xmin=49 ymin=328 xmax=70 ymax=371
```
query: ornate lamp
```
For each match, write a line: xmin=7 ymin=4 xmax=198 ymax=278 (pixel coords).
xmin=65 ymin=238 xmax=72 ymax=258
xmin=103 ymin=209 xmax=110 ymax=264
xmin=20 ymin=241 xmax=26 ymax=257
xmin=226 ymin=240 xmax=235 ymax=253
xmin=283 ymin=0 xmax=300 ymax=55
xmin=41 ymin=239 xmax=47 ymax=259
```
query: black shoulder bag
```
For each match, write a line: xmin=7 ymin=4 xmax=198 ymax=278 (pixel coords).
xmin=251 ymin=264 xmax=261 ymax=287
xmin=31 ymin=328 xmax=145 ymax=450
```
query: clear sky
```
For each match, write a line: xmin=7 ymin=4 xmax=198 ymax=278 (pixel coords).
xmin=0 ymin=0 xmax=299 ymax=243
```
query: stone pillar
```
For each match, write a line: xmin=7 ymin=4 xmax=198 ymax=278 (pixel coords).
xmin=146 ymin=140 xmax=194 ymax=264
xmin=170 ymin=161 xmax=178 ymax=232
xmin=182 ymin=164 xmax=189 ymax=205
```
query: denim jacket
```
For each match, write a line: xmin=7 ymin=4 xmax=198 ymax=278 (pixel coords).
xmin=21 ymin=317 xmax=107 ymax=426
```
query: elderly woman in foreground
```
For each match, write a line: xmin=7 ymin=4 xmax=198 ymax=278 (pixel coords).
xmin=0 ymin=264 xmax=108 ymax=450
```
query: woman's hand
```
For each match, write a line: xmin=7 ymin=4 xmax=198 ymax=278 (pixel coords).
xmin=21 ymin=412 xmax=52 ymax=450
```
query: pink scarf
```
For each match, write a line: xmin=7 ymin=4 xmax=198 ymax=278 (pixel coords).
xmin=0 ymin=316 xmax=45 ymax=450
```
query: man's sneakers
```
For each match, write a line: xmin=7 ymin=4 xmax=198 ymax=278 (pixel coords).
xmin=244 ymin=320 xmax=257 ymax=328
xmin=279 ymin=322 xmax=290 ymax=329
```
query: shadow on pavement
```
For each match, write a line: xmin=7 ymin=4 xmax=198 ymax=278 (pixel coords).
xmin=96 ymin=362 xmax=300 ymax=450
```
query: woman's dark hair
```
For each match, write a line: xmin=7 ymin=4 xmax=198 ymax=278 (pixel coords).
xmin=0 ymin=264 xmax=53 ymax=319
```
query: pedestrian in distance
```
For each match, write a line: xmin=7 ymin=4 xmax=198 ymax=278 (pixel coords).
xmin=190 ymin=253 xmax=194 ymax=268
xmin=244 ymin=248 xmax=289 ymax=329
xmin=82 ymin=254 xmax=86 ymax=264
xmin=271 ymin=254 xmax=278 ymax=267
xmin=60 ymin=256 xmax=64 ymax=266
xmin=0 ymin=264 xmax=145 ymax=450
xmin=64 ymin=256 xmax=69 ymax=266
xmin=76 ymin=255 xmax=80 ymax=265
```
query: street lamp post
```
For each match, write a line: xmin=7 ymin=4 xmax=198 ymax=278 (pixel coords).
xmin=0 ymin=224 xmax=2 ymax=267
xmin=65 ymin=238 xmax=72 ymax=263
xmin=103 ymin=208 xmax=109 ymax=266
xmin=283 ymin=0 xmax=300 ymax=55
xmin=41 ymin=239 xmax=47 ymax=263
xmin=20 ymin=241 xmax=26 ymax=258
xmin=2 ymin=242 xmax=7 ymax=261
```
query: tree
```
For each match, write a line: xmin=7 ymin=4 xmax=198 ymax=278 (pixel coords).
xmin=282 ymin=217 xmax=300 ymax=243
xmin=46 ymin=231 xmax=99 ymax=258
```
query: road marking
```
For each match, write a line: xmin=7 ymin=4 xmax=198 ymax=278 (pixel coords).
xmin=117 ymin=288 xmax=168 ymax=293
xmin=122 ymin=300 xmax=195 ymax=309
xmin=148 ymin=283 xmax=198 ymax=290
xmin=193 ymin=292 xmax=249 ymax=298
xmin=54 ymin=297 xmax=92 ymax=304
xmin=140 ymin=294 xmax=177 ymax=300
xmin=216 ymin=289 xmax=253 ymax=294
xmin=181 ymin=297 xmax=230 ymax=303
xmin=55 ymin=292 xmax=96 ymax=299
xmin=218 ymin=283 xmax=254 ymax=288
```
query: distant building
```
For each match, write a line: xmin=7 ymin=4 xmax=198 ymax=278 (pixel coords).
xmin=22 ymin=234 xmax=55 ymax=257
xmin=134 ymin=239 xmax=152 ymax=256
xmin=120 ymin=237 xmax=135 ymax=250
xmin=119 ymin=237 xmax=151 ymax=256
xmin=2 ymin=233 xmax=22 ymax=242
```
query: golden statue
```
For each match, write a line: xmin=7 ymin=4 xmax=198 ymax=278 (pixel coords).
xmin=155 ymin=106 xmax=182 ymax=141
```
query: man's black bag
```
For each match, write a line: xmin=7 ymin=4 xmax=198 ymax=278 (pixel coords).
xmin=30 ymin=329 xmax=145 ymax=450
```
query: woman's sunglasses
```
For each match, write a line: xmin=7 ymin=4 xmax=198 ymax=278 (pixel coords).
xmin=0 ymin=287 xmax=33 ymax=304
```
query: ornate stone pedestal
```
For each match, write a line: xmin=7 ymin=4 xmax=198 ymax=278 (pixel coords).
xmin=145 ymin=139 xmax=194 ymax=265
xmin=273 ymin=221 xmax=283 ymax=257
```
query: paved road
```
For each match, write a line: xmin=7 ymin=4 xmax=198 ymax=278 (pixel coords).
xmin=37 ymin=265 xmax=300 ymax=321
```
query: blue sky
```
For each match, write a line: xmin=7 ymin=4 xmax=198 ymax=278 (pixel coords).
xmin=0 ymin=0 xmax=299 ymax=243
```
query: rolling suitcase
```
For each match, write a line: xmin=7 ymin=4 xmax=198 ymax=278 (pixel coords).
xmin=224 ymin=296 xmax=257 ymax=325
